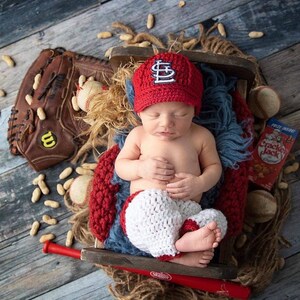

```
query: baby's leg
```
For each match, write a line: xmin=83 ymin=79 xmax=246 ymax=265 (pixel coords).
xmin=122 ymin=189 xmax=183 ymax=258
xmin=176 ymin=209 xmax=227 ymax=252
xmin=170 ymin=249 xmax=215 ymax=268
xmin=174 ymin=199 xmax=202 ymax=220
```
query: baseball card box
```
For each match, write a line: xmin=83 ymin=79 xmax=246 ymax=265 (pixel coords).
xmin=249 ymin=118 xmax=299 ymax=190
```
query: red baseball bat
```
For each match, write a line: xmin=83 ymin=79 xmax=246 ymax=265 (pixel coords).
xmin=43 ymin=241 xmax=250 ymax=299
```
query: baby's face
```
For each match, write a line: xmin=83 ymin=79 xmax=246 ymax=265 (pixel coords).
xmin=139 ymin=102 xmax=194 ymax=140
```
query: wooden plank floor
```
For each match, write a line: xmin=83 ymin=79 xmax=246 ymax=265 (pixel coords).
xmin=1 ymin=0 xmax=299 ymax=299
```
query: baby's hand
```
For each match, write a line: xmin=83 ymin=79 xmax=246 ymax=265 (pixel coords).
xmin=166 ymin=173 xmax=202 ymax=200
xmin=138 ymin=157 xmax=175 ymax=183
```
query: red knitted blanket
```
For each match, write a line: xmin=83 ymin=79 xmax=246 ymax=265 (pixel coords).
xmin=214 ymin=90 xmax=254 ymax=236
xmin=89 ymin=144 xmax=120 ymax=242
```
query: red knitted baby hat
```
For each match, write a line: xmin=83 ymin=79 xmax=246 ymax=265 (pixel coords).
xmin=132 ymin=52 xmax=203 ymax=114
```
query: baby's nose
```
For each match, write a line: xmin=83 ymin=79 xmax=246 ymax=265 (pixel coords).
xmin=160 ymin=115 xmax=174 ymax=127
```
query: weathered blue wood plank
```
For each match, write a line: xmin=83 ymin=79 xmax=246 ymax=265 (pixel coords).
xmin=0 ymin=157 xmax=76 ymax=242
xmin=0 ymin=106 xmax=26 ymax=175
xmin=279 ymin=166 xmax=300 ymax=258
xmin=34 ymin=270 xmax=113 ymax=300
xmin=0 ymin=0 xmax=107 ymax=49
xmin=218 ymin=0 xmax=300 ymax=59
xmin=184 ymin=0 xmax=300 ymax=60
xmin=0 ymin=216 xmax=99 ymax=300
xmin=259 ymin=43 xmax=300 ymax=117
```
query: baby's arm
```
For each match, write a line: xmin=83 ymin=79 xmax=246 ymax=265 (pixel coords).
xmin=196 ymin=128 xmax=222 ymax=191
xmin=115 ymin=127 xmax=143 ymax=181
xmin=115 ymin=127 xmax=174 ymax=182
xmin=167 ymin=127 xmax=222 ymax=200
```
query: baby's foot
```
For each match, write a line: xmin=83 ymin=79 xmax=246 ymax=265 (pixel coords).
xmin=170 ymin=249 xmax=214 ymax=267
xmin=175 ymin=221 xmax=222 ymax=252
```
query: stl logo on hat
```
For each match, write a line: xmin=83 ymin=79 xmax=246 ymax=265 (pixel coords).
xmin=151 ymin=59 xmax=176 ymax=84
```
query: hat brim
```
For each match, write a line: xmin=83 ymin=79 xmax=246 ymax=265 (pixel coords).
xmin=134 ymin=85 xmax=201 ymax=114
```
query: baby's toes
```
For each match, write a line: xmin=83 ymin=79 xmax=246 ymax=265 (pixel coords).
xmin=197 ymin=263 xmax=208 ymax=268
xmin=212 ymin=241 xmax=219 ymax=248
xmin=214 ymin=228 xmax=222 ymax=242
xmin=202 ymin=251 xmax=214 ymax=260
xmin=199 ymin=257 xmax=211 ymax=265
xmin=207 ymin=221 xmax=217 ymax=231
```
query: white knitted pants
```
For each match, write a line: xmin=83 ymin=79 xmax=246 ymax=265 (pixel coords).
xmin=123 ymin=189 xmax=227 ymax=259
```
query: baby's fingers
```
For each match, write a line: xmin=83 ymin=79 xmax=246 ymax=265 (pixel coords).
xmin=153 ymin=157 xmax=174 ymax=170
xmin=167 ymin=190 xmax=190 ymax=200
xmin=153 ymin=173 xmax=174 ymax=182
xmin=157 ymin=162 xmax=174 ymax=171
xmin=156 ymin=167 xmax=174 ymax=176
xmin=166 ymin=178 xmax=185 ymax=188
xmin=166 ymin=180 xmax=190 ymax=199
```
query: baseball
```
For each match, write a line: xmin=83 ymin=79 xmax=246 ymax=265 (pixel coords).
xmin=76 ymin=80 xmax=104 ymax=112
xmin=245 ymin=190 xmax=277 ymax=223
xmin=69 ymin=175 xmax=93 ymax=206
xmin=248 ymin=86 xmax=281 ymax=119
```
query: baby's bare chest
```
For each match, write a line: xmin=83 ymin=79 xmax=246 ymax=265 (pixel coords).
xmin=140 ymin=138 xmax=201 ymax=174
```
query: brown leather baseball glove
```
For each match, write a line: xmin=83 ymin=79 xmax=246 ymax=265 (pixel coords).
xmin=7 ymin=48 xmax=113 ymax=171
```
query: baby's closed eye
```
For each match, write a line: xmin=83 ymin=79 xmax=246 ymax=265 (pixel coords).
xmin=147 ymin=112 xmax=160 ymax=118
xmin=174 ymin=113 xmax=188 ymax=117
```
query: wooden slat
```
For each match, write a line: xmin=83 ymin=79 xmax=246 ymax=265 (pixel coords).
xmin=81 ymin=248 xmax=238 ymax=279
xmin=279 ymin=111 xmax=300 ymax=152
xmin=0 ymin=0 xmax=106 ymax=49
xmin=33 ymin=270 xmax=113 ymax=300
xmin=259 ymin=43 xmax=300 ymax=117
xmin=0 ymin=218 xmax=97 ymax=299
xmin=0 ymin=158 xmax=75 ymax=241
xmin=279 ymin=178 xmax=300 ymax=258
xmin=110 ymin=46 xmax=256 ymax=86
xmin=210 ymin=0 xmax=300 ymax=60
xmin=0 ymin=106 xmax=27 ymax=175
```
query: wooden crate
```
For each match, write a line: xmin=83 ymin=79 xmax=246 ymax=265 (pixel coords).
xmin=81 ymin=46 xmax=257 ymax=281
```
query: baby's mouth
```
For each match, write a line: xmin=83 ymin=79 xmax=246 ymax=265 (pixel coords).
xmin=159 ymin=131 xmax=174 ymax=137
